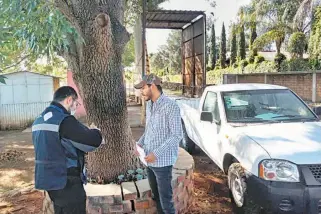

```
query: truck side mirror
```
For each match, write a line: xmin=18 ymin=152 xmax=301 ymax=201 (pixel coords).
xmin=313 ymin=106 xmax=321 ymax=116
xmin=201 ymin=111 xmax=213 ymax=123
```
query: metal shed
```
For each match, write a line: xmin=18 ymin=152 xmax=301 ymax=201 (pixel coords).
xmin=0 ymin=71 xmax=60 ymax=130
xmin=142 ymin=8 xmax=207 ymax=97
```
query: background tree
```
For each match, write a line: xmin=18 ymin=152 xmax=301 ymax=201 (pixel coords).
xmin=219 ymin=23 xmax=227 ymax=68
xmin=238 ymin=24 xmax=247 ymax=60
xmin=253 ymin=0 xmax=302 ymax=54
xmin=230 ymin=24 xmax=237 ymax=66
xmin=210 ymin=24 xmax=216 ymax=69
xmin=0 ymin=0 xmax=168 ymax=183
xmin=150 ymin=30 xmax=181 ymax=76
xmin=288 ymin=32 xmax=307 ymax=58
xmin=309 ymin=6 xmax=321 ymax=59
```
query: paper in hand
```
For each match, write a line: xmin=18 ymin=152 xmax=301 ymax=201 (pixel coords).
xmin=136 ymin=143 xmax=147 ymax=166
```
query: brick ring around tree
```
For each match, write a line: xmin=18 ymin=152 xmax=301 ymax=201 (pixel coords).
xmin=42 ymin=148 xmax=195 ymax=214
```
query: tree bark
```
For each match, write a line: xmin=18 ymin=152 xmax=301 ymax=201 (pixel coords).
xmin=55 ymin=0 xmax=140 ymax=183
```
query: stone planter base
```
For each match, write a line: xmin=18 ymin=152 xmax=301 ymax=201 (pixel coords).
xmin=43 ymin=148 xmax=194 ymax=214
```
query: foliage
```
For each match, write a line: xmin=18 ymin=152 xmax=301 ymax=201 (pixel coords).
xmin=210 ymin=24 xmax=216 ymax=69
xmin=238 ymin=24 xmax=246 ymax=60
xmin=123 ymin=35 xmax=135 ymax=67
xmin=219 ymin=23 xmax=227 ymax=68
xmin=288 ymin=32 xmax=306 ymax=58
xmin=239 ymin=59 xmax=249 ymax=69
xmin=309 ymin=6 xmax=321 ymax=59
xmin=230 ymin=24 xmax=237 ymax=66
xmin=244 ymin=61 xmax=277 ymax=73
xmin=150 ymin=30 xmax=181 ymax=75
xmin=293 ymin=0 xmax=320 ymax=33
xmin=0 ymin=75 xmax=7 ymax=84
xmin=274 ymin=53 xmax=287 ymax=71
xmin=114 ymin=168 xmax=147 ymax=184
xmin=280 ymin=58 xmax=321 ymax=71
xmin=248 ymin=53 xmax=255 ymax=64
xmin=254 ymin=0 xmax=302 ymax=53
xmin=280 ymin=58 xmax=310 ymax=71
xmin=274 ymin=53 xmax=287 ymax=63
xmin=88 ymin=168 xmax=148 ymax=184
xmin=161 ymin=74 xmax=181 ymax=83
xmin=254 ymin=55 xmax=265 ymax=64
xmin=253 ymin=29 xmax=286 ymax=54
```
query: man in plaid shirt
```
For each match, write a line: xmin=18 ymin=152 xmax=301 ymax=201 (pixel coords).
xmin=134 ymin=73 xmax=183 ymax=214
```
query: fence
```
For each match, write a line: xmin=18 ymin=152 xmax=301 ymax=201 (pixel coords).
xmin=223 ymin=71 xmax=321 ymax=102
xmin=0 ymin=102 xmax=50 ymax=130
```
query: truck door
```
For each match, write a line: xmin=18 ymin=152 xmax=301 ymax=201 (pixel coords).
xmin=199 ymin=91 xmax=222 ymax=166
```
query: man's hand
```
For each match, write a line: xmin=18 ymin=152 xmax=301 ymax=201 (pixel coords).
xmin=145 ymin=153 xmax=156 ymax=163
xmin=134 ymin=143 xmax=142 ymax=156
xmin=90 ymin=123 xmax=100 ymax=131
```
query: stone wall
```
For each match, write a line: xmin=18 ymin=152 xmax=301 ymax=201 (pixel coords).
xmin=43 ymin=148 xmax=194 ymax=214
xmin=162 ymin=82 xmax=183 ymax=91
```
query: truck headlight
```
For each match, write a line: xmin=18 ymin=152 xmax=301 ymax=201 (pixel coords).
xmin=259 ymin=160 xmax=300 ymax=182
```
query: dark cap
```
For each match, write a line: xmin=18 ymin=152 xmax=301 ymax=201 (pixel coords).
xmin=134 ymin=73 xmax=162 ymax=89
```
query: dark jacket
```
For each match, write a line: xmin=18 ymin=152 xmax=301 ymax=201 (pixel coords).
xmin=32 ymin=102 xmax=102 ymax=190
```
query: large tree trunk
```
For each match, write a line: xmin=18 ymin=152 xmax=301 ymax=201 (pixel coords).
xmin=55 ymin=0 xmax=140 ymax=183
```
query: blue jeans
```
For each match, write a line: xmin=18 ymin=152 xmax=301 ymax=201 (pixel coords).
xmin=147 ymin=166 xmax=175 ymax=214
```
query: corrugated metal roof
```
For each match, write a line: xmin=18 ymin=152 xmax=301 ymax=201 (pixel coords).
xmin=146 ymin=10 xmax=205 ymax=29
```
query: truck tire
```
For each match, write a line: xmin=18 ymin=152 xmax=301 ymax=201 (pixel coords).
xmin=181 ymin=121 xmax=195 ymax=154
xmin=228 ymin=163 xmax=262 ymax=214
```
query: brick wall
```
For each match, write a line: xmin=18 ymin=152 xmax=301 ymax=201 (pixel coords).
xmin=42 ymin=148 xmax=194 ymax=214
xmin=223 ymin=71 xmax=321 ymax=102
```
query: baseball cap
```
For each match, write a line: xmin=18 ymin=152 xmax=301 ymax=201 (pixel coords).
xmin=134 ymin=73 xmax=162 ymax=89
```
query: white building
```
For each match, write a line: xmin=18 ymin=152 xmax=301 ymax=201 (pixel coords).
xmin=0 ymin=71 xmax=60 ymax=130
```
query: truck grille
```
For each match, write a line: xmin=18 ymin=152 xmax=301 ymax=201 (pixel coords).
xmin=318 ymin=200 xmax=321 ymax=213
xmin=308 ymin=165 xmax=321 ymax=182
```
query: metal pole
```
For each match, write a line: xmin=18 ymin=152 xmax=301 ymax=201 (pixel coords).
xmin=203 ymin=13 xmax=207 ymax=92
xmin=181 ymin=30 xmax=185 ymax=95
xmin=142 ymin=0 xmax=146 ymax=78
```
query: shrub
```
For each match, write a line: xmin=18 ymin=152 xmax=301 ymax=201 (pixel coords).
xmin=239 ymin=59 xmax=249 ymax=69
xmin=280 ymin=59 xmax=311 ymax=71
xmin=288 ymin=32 xmax=306 ymax=58
xmin=274 ymin=53 xmax=287 ymax=71
xmin=248 ymin=54 xmax=255 ymax=64
xmin=244 ymin=61 xmax=277 ymax=73
xmin=254 ymin=55 xmax=265 ymax=64
xmin=274 ymin=53 xmax=287 ymax=64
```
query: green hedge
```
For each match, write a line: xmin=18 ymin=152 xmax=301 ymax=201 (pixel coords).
xmin=162 ymin=59 xmax=321 ymax=85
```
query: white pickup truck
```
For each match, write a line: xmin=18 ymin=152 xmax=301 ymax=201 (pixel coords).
xmin=174 ymin=83 xmax=321 ymax=214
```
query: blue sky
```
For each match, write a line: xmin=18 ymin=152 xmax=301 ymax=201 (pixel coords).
xmin=146 ymin=0 xmax=251 ymax=53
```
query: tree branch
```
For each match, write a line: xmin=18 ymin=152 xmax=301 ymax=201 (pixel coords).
xmin=53 ymin=0 xmax=84 ymax=38
xmin=0 ymin=55 xmax=31 ymax=72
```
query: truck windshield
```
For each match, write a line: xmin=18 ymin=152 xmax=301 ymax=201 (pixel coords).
xmin=222 ymin=89 xmax=317 ymax=123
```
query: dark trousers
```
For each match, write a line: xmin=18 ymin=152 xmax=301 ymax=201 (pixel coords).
xmin=147 ymin=165 xmax=175 ymax=214
xmin=47 ymin=176 xmax=86 ymax=214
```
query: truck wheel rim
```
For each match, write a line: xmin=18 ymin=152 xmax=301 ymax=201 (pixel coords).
xmin=231 ymin=173 xmax=244 ymax=207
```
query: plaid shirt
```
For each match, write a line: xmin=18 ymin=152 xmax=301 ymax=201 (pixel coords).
xmin=137 ymin=94 xmax=183 ymax=167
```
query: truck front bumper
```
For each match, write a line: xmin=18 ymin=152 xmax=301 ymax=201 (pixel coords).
xmin=246 ymin=165 xmax=321 ymax=214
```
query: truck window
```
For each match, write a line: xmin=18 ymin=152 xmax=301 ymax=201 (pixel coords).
xmin=202 ymin=92 xmax=220 ymax=121
xmin=222 ymin=89 xmax=316 ymax=123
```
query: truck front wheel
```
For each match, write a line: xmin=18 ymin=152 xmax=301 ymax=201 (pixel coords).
xmin=228 ymin=163 xmax=262 ymax=214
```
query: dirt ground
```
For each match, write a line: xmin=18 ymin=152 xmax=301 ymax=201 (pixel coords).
xmin=0 ymin=128 xmax=233 ymax=214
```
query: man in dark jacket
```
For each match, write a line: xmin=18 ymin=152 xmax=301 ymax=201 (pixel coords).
xmin=32 ymin=86 xmax=103 ymax=214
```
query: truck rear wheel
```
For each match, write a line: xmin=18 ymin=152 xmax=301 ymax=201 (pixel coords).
xmin=182 ymin=121 xmax=195 ymax=154
xmin=228 ymin=163 xmax=262 ymax=214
